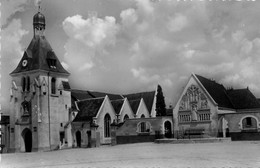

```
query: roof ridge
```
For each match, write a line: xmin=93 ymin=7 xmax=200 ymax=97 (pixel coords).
xmin=110 ymin=99 xmax=125 ymax=102
xmin=78 ymin=97 xmax=105 ymax=102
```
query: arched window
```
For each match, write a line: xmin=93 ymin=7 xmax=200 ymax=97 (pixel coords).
xmin=26 ymin=76 xmax=30 ymax=91
xmin=242 ymin=117 xmax=257 ymax=129
xmin=140 ymin=114 xmax=146 ymax=132
xmin=123 ymin=115 xmax=129 ymax=121
xmin=104 ymin=114 xmax=111 ymax=137
xmin=22 ymin=77 xmax=26 ymax=92
xmin=138 ymin=122 xmax=151 ymax=133
xmin=51 ymin=78 xmax=56 ymax=94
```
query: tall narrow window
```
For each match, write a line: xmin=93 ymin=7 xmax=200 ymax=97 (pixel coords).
xmin=51 ymin=77 xmax=56 ymax=94
xmin=26 ymin=76 xmax=30 ymax=91
xmin=22 ymin=77 xmax=26 ymax=92
xmin=140 ymin=114 xmax=146 ymax=132
xmin=104 ymin=114 xmax=111 ymax=138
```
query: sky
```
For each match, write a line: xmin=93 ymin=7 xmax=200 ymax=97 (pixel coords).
xmin=1 ymin=0 xmax=260 ymax=113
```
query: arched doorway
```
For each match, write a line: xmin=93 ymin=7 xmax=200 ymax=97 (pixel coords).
xmin=164 ymin=121 xmax=172 ymax=138
xmin=21 ymin=128 xmax=32 ymax=152
xmin=218 ymin=117 xmax=229 ymax=137
xmin=76 ymin=131 xmax=81 ymax=147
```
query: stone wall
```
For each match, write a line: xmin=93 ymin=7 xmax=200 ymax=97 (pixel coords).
xmin=116 ymin=117 xmax=173 ymax=144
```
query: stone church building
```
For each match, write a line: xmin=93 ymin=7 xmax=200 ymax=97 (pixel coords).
xmin=2 ymin=10 xmax=260 ymax=153
xmin=1 ymin=11 xmax=172 ymax=153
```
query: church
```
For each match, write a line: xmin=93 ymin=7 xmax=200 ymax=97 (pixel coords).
xmin=0 ymin=10 xmax=173 ymax=153
xmin=2 ymin=9 xmax=260 ymax=154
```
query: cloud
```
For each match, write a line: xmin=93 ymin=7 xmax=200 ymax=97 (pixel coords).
xmin=167 ymin=14 xmax=188 ymax=32
xmin=1 ymin=19 xmax=28 ymax=111
xmin=60 ymin=0 xmax=260 ymax=105
xmin=0 ymin=0 xmax=29 ymax=26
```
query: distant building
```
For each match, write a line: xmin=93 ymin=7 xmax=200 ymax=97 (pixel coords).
xmin=173 ymin=73 xmax=260 ymax=140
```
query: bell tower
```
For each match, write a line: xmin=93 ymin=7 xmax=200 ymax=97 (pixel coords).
xmin=9 ymin=8 xmax=72 ymax=152
xmin=33 ymin=8 xmax=45 ymax=37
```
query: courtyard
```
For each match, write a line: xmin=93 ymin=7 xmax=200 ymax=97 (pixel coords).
xmin=1 ymin=141 xmax=260 ymax=168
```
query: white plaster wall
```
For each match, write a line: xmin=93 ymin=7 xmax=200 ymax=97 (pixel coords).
xmin=136 ymin=99 xmax=150 ymax=118
xmin=96 ymin=97 xmax=116 ymax=144
xmin=119 ymin=99 xmax=134 ymax=122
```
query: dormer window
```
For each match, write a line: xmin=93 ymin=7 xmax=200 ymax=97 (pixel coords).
xmin=47 ymin=51 xmax=57 ymax=69
xmin=47 ymin=58 xmax=57 ymax=69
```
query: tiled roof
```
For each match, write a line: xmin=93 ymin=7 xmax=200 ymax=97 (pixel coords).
xmin=0 ymin=115 xmax=10 ymax=125
xmin=71 ymin=90 xmax=94 ymax=100
xmin=62 ymin=81 xmax=71 ymax=90
xmin=10 ymin=36 xmax=69 ymax=75
xmin=111 ymin=99 xmax=124 ymax=114
xmin=195 ymin=74 xmax=234 ymax=109
xmin=128 ymin=99 xmax=141 ymax=115
xmin=88 ymin=91 xmax=123 ymax=100
xmin=73 ymin=97 xmax=105 ymax=122
xmin=71 ymin=90 xmax=94 ymax=110
xmin=227 ymin=89 xmax=260 ymax=109
xmin=123 ymin=91 xmax=155 ymax=114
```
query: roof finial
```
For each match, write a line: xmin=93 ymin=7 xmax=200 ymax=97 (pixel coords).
xmin=35 ymin=0 xmax=42 ymax=12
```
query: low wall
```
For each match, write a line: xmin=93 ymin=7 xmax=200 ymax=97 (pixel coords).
xmin=116 ymin=135 xmax=156 ymax=144
xmin=230 ymin=132 xmax=260 ymax=141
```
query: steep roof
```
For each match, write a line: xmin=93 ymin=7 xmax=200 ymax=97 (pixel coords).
xmin=62 ymin=81 xmax=71 ymax=90
xmin=128 ymin=99 xmax=141 ymax=115
xmin=71 ymin=90 xmax=94 ymax=111
xmin=88 ymin=91 xmax=123 ymax=100
xmin=73 ymin=97 xmax=105 ymax=122
xmin=111 ymin=99 xmax=124 ymax=114
xmin=227 ymin=89 xmax=260 ymax=109
xmin=123 ymin=91 xmax=155 ymax=114
xmin=10 ymin=35 xmax=69 ymax=75
xmin=195 ymin=74 xmax=234 ymax=109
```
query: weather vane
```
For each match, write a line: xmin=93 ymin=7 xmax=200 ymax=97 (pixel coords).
xmin=35 ymin=0 xmax=42 ymax=12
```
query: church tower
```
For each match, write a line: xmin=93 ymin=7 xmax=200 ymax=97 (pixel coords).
xmin=9 ymin=9 xmax=71 ymax=152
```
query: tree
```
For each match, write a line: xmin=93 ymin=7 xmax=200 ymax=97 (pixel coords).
xmin=156 ymin=84 xmax=166 ymax=116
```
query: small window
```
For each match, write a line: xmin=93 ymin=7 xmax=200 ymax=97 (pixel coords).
xmin=51 ymin=78 xmax=56 ymax=94
xmin=138 ymin=122 xmax=150 ymax=133
xmin=141 ymin=114 xmax=145 ymax=118
xmin=26 ymin=76 xmax=30 ymax=91
xmin=246 ymin=117 xmax=252 ymax=126
xmin=22 ymin=77 xmax=26 ymax=92
xmin=242 ymin=117 xmax=257 ymax=129
xmin=123 ymin=115 xmax=129 ymax=121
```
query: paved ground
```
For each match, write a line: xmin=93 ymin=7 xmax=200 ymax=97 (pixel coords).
xmin=1 ymin=141 xmax=260 ymax=168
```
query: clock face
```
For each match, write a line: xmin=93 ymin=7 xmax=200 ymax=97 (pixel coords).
xmin=22 ymin=60 xmax=28 ymax=67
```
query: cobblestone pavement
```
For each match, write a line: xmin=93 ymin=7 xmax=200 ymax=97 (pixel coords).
xmin=1 ymin=141 xmax=260 ymax=168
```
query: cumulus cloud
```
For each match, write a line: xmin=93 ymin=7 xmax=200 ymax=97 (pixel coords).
xmin=60 ymin=0 xmax=260 ymax=105
xmin=1 ymin=19 xmax=28 ymax=111
xmin=0 ymin=0 xmax=29 ymax=26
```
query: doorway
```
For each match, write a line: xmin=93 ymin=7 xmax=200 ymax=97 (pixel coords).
xmin=22 ymin=128 xmax=32 ymax=152
xmin=164 ymin=121 xmax=172 ymax=138
xmin=76 ymin=131 xmax=81 ymax=147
